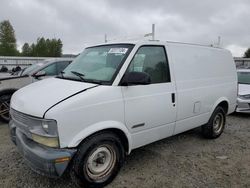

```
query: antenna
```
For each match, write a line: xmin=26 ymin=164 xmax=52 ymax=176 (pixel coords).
xmin=144 ymin=24 xmax=156 ymax=40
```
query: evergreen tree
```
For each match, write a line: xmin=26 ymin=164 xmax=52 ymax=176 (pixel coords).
xmin=22 ymin=43 xmax=31 ymax=56
xmin=36 ymin=37 xmax=47 ymax=56
xmin=0 ymin=20 xmax=18 ymax=56
xmin=244 ymin=48 xmax=250 ymax=58
xmin=22 ymin=37 xmax=63 ymax=57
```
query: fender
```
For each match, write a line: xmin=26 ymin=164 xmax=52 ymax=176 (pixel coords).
xmin=68 ymin=120 xmax=132 ymax=153
xmin=210 ymin=97 xmax=229 ymax=116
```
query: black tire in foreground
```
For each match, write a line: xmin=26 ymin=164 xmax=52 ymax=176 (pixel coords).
xmin=202 ymin=106 xmax=226 ymax=139
xmin=0 ymin=92 xmax=13 ymax=123
xmin=70 ymin=131 xmax=125 ymax=188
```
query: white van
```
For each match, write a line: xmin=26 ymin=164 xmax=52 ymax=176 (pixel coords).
xmin=9 ymin=41 xmax=237 ymax=187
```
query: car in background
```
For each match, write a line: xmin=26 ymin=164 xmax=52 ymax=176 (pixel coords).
xmin=0 ymin=58 xmax=73 ymax=122
xmin=236 ymin=69 xmax=250 ymax=113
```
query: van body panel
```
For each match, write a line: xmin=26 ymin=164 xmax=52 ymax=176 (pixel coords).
xmin=11 ymin=78 xmax=96 ymax=117
xmin=10 ymin=40 xmax=237 ymax=156
xmin=167 ymin=43 xmax=237 ymax=134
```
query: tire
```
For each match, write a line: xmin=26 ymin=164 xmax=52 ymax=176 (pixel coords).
xmin=202 ymin=106 xmax=226 ymax=139
xmin=70 ymin=131 xmax=125 ymax=188
xmin=0 ymin=93 xmax=13 ymax=123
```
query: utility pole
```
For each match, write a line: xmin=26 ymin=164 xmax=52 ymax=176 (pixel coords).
xmin=217 ymin=36 xmax=221 ymax=47
xmin=152 ymin=24 xmax=155 ymax=40
xmin=104 ymin=34 xmax=107 ymax=43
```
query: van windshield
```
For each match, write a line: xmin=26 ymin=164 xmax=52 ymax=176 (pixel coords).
xmin=238 ymin=71 xmax=250 ymax=84
xmin=62 ymin=44 xmax=134 ymax=84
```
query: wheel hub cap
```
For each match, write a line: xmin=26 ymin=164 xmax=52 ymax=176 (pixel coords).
xmin=86 ymin=145 xmax=116 ymax=180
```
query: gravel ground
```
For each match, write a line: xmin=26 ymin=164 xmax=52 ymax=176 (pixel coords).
xmin=0 ymin=113 xmax=249 ymax=188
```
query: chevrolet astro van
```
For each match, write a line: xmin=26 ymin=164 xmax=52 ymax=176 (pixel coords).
xmin=9 ymin=41 xmax=237 ymax=187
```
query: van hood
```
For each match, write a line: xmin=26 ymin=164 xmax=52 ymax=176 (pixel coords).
xmin=11 ymin=78 xmax=97 ymax=117
xmin=238 ymin=83 xmax=250 ymax=96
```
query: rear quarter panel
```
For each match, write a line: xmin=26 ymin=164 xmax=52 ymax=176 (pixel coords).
xmin=167 ymin=43 xmax=237 ymax=134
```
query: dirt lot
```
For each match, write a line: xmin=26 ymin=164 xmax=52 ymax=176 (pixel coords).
xmin=0 ymin=113 xmax=249 ymax=188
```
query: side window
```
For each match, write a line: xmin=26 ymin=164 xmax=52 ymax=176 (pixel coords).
xmin=56 ymin=61 xmax=71 ymax=74
xmin=42 ymin=63 xmax=57 ymax=76
xmin=127 ymin=46 xmax=170 ymax=84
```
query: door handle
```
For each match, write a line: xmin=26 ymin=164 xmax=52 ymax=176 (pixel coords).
xmin=171 ymin=93 xmax=175 ymax=104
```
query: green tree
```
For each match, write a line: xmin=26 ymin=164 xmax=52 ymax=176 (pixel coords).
xmin=22 ymin=43 xmax=31 ymax=56
xmin=29 ymin=43 xmax=36 ymax=56
xmin=47 ymin=38 xmax=63 ymax=57
xmin=36 ymin=37 xmax=47 ymax=56
xmin=244 ymin=48 xmax=250 ymax=58
xmin=0 ymin=20 xmax=18 ymax=56
xmin=23 ymin=37 xmax=63 ymax=57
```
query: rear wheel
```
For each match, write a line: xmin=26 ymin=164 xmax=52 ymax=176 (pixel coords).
xmin=202 ymin=106 xmax=226 ymax=139
xmin=0 ymin=93 xmax=13 ymax=122
xmin=70 ymin=132 xmax=125 ymax=188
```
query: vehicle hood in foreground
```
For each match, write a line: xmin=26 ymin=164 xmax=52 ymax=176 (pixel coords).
xmin=11 ymin=78 xmax=97 ymax=117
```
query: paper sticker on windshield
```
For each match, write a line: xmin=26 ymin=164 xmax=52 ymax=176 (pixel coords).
xmin=108 ymin=48 xmax=128 ymax=54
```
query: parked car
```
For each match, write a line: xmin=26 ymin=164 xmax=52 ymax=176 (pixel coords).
xmin=9 ymin=41 xmax=237 ymax=188
xmin=236 ymin=69 xmax=250 ymax=113
xmin=0 ymin=58 xmax=73 ymax=122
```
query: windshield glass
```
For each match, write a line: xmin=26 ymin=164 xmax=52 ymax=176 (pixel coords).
xmin=238 ymin=71 xmax=250 ymax=84
xmin=62 ymin=44 xmax=134 ymax=84
xmin=21 ymin=61 xmax=47 ymax=75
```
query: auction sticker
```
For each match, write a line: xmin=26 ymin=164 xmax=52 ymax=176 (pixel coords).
xmin=108 ymin=48 xmax=128 ymax=54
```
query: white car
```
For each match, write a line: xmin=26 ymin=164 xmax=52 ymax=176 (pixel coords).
xmin=0 ymin=58 xmax=73 ymax=122
xmin=236 ymin=69 xmax=250 ymax=113
xmin=9 ymin=41 xmax=237 ymax=188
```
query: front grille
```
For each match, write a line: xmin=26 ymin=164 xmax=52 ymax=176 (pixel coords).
xmin=237 ymin=102 xmax=250 ymax=109
xmin=10 ymin=108 xmax=41 ymax=139
xmin=10 ymin=108 xmax=39 ymax=126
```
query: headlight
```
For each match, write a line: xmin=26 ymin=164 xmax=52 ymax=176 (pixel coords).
xmin=29 ymin=119 xmax=59 ymax=148
xmin=10 ymin=109 xmax=59 ymax=148
xmin=32 ymin=133 xmax=59 ymax=148
xmin=239 ymin=94 xmax=250 ymax=100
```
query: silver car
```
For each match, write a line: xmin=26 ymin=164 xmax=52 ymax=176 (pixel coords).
xmin=0 ymin=58 xmax=73 ymax=122
xmin=236 ymin=69 xmax=250 ymax=113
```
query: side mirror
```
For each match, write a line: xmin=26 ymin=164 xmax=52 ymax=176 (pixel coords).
xmin=121 ymin=72 xmax=151 ymax=86
xmin=33 ymin=70 xmax=46 ymax=78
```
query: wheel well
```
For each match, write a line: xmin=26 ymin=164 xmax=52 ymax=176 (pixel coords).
xmin=79 ymin=128 xmax=129 ymax=154
xmin=0 ymin=89 xmax=16 ymax=96
xmin=217 ymin=101 xmax=228 ymax=114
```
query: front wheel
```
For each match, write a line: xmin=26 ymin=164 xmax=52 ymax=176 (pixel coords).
xmin=202 ymin=106 xmax=226 ymax=139
xmin=70 ymin=132 xmax=125 ymax=188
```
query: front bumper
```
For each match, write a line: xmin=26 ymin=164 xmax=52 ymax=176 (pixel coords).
xmin=236 ymin=98 xmax=250 ymax=113
xmin=10 ymin=124 xmax=76 ymax=177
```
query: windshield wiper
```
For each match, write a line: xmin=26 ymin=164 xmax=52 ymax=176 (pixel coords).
xmin=70 ymin=71 xmax=104 ymax=85
xmin=71 ymin=71 xmax=86 ymax=82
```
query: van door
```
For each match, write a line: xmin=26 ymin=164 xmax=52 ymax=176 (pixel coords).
xmin=121 ymin=45 xmax=177 ymax=149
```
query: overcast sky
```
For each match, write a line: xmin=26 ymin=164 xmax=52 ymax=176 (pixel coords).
xmin=0 ymin=0 xmax=249 ymax=56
